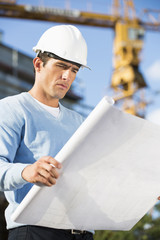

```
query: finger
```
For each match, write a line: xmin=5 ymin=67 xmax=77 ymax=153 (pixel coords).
xmin=42 ymin=156 xmax=62 ymax=169
xmin=50 ymin=167 xmax=60 ymax=179
xmin=37 ymin=169 xmax=57 ymax=185
xmin=38 ymin=168 xmax=52 ymax=179
xmin=38 ymin=162 xmax=54 ymax=172
xmin=37 ymin=174 xmax=56 ymax=187
xmin=36 ymin=162 xmax=60 ymax=179
xmin=38 ymin=167 xmax=59 ymax=183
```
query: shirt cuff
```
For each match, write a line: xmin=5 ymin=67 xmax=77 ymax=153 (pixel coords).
xmin=11 ymin=163 xmax=30 ymax=188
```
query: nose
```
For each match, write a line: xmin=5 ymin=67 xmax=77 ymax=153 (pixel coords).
xmin=62 ymin=69 xmax=72 ymax=81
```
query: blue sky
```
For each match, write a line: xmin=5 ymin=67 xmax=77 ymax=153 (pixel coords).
xmin=0 ymin=0 xmax=160 ymax=120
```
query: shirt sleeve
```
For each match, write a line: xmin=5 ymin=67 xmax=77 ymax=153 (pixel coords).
xmin=0 ymin=100 xmax=29 ymax=191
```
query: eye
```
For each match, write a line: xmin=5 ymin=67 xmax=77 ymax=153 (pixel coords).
xmin=72 ymin=70 xmax=77 ymax=74
xmin=56 ymin=64 xmax=66 ymax=69
xmin=72 ymin=68 xmax=79 ymax=74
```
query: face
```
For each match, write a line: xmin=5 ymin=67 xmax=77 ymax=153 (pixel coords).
xmin=33 ymin=57 xmax=79 ymax=104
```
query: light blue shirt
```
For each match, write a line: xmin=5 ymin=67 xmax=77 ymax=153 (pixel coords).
xmin=0 ymin=92 xmax=84 ymax=229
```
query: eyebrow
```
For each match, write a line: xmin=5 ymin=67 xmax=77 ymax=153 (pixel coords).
xmin=56 ymin=61 xmax=79 ymax=71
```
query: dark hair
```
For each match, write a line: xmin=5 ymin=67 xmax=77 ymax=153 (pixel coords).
xmin=37 ymin=52 xmax=51 ymax=67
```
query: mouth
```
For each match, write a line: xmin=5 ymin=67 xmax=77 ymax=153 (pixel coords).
xmin=57 ymin=84 xmax=68 ymax=90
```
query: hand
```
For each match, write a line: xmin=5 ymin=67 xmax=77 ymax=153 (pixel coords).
xmin=22 ymin=156 xmax=62 ymax=187
xmin=158 ymin=196 xmax=160 ymax=200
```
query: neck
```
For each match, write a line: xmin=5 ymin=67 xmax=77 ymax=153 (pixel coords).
xmin=28 ymin=89 xmax=59 ymax=108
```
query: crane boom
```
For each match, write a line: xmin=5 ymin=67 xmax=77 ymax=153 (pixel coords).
xmin=0 ymin=3 xmax=160 ymax=31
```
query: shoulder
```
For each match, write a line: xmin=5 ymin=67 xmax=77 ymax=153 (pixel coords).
xmin=0 ymin=92 xmax=27 ymax=106
xmin=0 ymin=93 xmax=29 ymax=126
xmin=0 ymin=92 xmax=34 ymax=111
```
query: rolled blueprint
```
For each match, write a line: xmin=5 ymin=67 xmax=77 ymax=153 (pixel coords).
xmin=11 ymin=96 xmax=160 ymax=231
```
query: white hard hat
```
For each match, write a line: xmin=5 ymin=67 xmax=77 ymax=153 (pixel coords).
xmin=33 ymin=25 xmax=89 ymax=69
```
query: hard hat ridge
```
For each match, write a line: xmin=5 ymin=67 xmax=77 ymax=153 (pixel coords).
xmin=33 ymin=24 xmax=90 ymax=69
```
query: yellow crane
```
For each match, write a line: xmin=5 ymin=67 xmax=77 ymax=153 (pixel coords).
xmin=0 ymin=0 xmax=160 ymax=117
xmin=111 ymin=0 xmax=147 ymax=117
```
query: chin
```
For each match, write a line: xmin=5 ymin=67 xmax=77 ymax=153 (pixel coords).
xmin=53 ymin=93 xmax=66 ymax=100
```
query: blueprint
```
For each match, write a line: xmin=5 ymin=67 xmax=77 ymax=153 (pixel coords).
xmin=11 ymin=96 xmax=160 ymax=231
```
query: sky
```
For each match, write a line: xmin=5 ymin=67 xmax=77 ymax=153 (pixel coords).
xmin=0 ymin=0 xmax=160 ymax=121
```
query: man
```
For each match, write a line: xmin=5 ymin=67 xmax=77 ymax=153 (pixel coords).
xmin=0 ymin=25 xmax=94 ymax=240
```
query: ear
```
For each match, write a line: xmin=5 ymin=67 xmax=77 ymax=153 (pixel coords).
xmin=33 ymin=57 xmax=43 ymax=72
